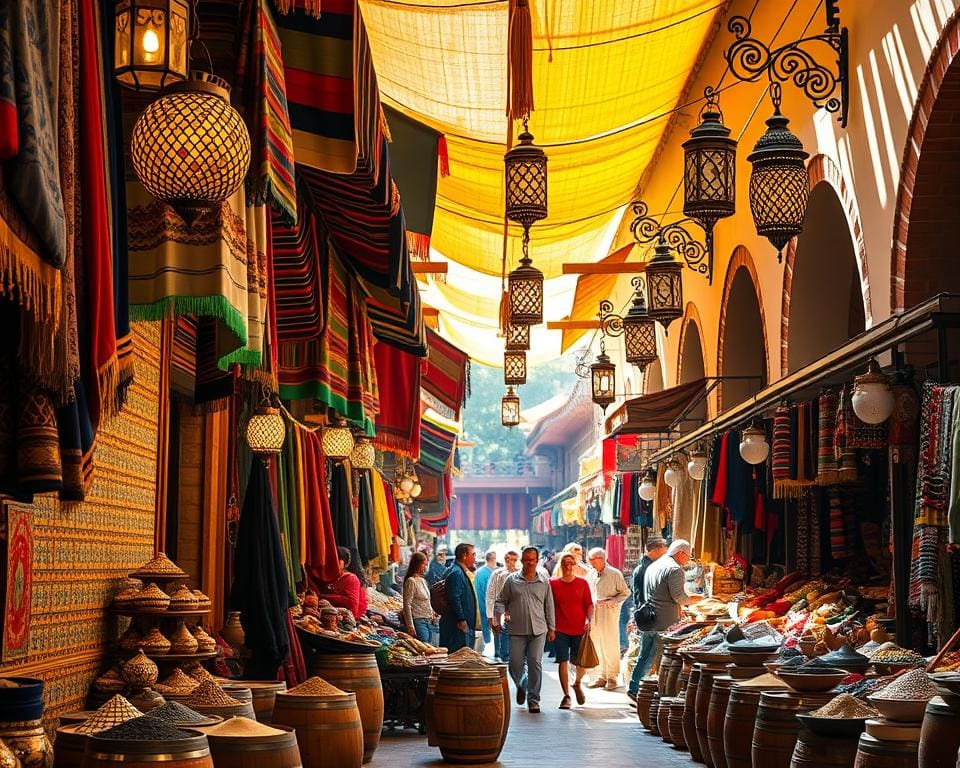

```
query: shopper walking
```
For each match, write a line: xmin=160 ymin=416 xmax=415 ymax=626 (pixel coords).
xmin=475 ymin=550 xmax=497 ymax=649
xmin=493 ymin=546 xmax=555 ymax=713
xmin=402 ymin=552 xmax=437 ymax=643
xmin=626 ymin=537 xmax=669 ymax=700
xmin=425 ymin=546 xmax=448 ymax=585
xmin=438 ymin=543 xmax=480 ymax=652
xmin=585 ymin=547 xmax=630 ymax=690
xmin=486 ymin=550 xmax=520 ymax=661
xmin=643 ymin=539 xmax=703 ymax=632
xmin=549 ymin=552 xmax=594 ymax=709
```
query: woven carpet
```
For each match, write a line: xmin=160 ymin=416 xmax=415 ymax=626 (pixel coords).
xmin=423 ymin=328 xmax=470 ymax=421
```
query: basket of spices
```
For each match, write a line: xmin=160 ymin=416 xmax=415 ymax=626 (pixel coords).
xmin=121 ymin=650 xmax=159 ymax=689
xmin=867 ymin=668 xmax=937 ymax=722
xmin=133 ymin=583 xmax=171 ymax=612
xmin=190 ymin=626 xmax=217 ymax=654
xmin=132 ymin=553 xmax=189 ymax=581
xmin=146 ymin=700 xmax=223 ymax=728
xmin=88 ymin=716 xmax=209 ymax=767
xmin=869 ymin=646 xmax=926 ymax=675
xmin=192 ymin=590 xmax=212 ymax=610
xmin=796 ymin=693 xmax=878 ymax=736
xmin=94 ymin=668 xmax=126 ymax=695
xmin=155 ymin=669 xmax=200 ymax=697
xmin=183 ymin=680 xmax=255 ymax=719
xmin=112 ymin=582 xmax=142 ymax=610
xmin=74 ymin=696 xmax=143 ymax=735
xmin=169 ymin=622 xmax=199 ymax=655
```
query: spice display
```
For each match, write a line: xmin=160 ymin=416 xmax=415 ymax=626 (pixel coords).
xmin=447 ymin=648 xmax=488 ymax=664
xmin=285 ymin=677 xmax=346 ymax=696
xmin=158 ymin=669 xmax=199 ymax=693
xmin=140 ymin=627 xmax=172 ymax=655
xmin=808 ymin=694 xmax=879 ymax=718
xmin=203 ymin=716 xmax=285 ymax=737
xmin=168 ymin=622 xmax=199 ymax=655
xmin=97 ymin=716 xmax=193 ymax=741
xmin=871 ymin=668 xmax=937 ymax=700
xmin=192 ymin=590 xmax=212 ymax=609
xmin=147 ymin=701 xmax=211 ymax=725
xmin=188 ymin=665 xmax=216 ymax=683
xmin=134 ymin=583 xmax=172 ymax=611
xmin=933 ymin=651 xmax=960 ymax=672
xmin=869 ymin=647 xmax=925 ymax=666
xmin=168 ymin=586 xmax=200 ymax=610
xmin=190 ymin=626 xmax=217 ymax=653
xmin=94 ymin=667 xmax=126 ymax=693
xmin=133 ymin=553 xmax=189 ymax=580
xmin=184 ymin=680 xmax=243 ymax=707
xmin=75 ymin=695 xmax=143 ymax=734
xmin=838 ymin=676 xmax=891 ymax=699
xmin=121 ymin=650 xmax=159 ymax=687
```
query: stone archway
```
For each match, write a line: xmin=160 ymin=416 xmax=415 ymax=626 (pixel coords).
xmin=717 ymin=246 xmax=768 ymax=412
xmin=677 ymin=303 xmax=708 ymax=423
xmin=644 ymin=357 xmax=664 ymax=395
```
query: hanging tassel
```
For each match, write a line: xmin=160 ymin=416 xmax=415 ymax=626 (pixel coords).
xmin=437 ymin=135 xmax=450 ymax=177
xmin=507 ymin=0 xmax=534 ymax=120
xmin=273 ymin=0 xmax=320 ymax=18
xmin=499 ymin=290 xmax=510 ymax=334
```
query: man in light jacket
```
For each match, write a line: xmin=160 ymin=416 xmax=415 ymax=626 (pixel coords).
xmin=492 ymin=546 xmax=555 ymax=713
xmin=585 ymin=547 xmax=630 ymax=690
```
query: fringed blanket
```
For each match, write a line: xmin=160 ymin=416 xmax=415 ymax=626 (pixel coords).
xmin=372 ymin=340 xmax=421 ymax=458
xmin=271 ymin=188 xmax=324 ymax=342
xmin=419 ymin=413 xmax=458 ymax=474
xmin=423 ymin=328 xmax=470 ymax=421
xmin=298 ymin=429 xmax=339 ymax=584
xmin=355 ymin=267 xmax=427 ymax=356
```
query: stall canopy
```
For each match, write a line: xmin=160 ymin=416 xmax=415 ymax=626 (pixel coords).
xmin=449 ymin=492 xmax=531 ymax=531
xmin=605 ymin=378 xmax=708 ymax=436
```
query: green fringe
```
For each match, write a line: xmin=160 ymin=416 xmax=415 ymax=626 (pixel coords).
xmin=130 ymin=295 xmax=249 ymax=353
xmin=277 ymin=380 xmax=375 ymax=436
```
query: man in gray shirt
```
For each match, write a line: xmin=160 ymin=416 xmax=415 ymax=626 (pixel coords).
xmin=643 ymin=539 xmax=702 ymax=631
xmin=492 ymin=546 xmax=555 ymax=713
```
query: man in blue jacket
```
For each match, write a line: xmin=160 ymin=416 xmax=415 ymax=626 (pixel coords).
xmin=438 ymin=542 xmax=479 ymax=652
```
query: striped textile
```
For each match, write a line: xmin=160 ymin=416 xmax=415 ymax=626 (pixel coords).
xmin=238 ymin=0 xmax=297 ymax=225
xmin=271 ymin=188 xmax=324 ymax=342
xmin=355 ymin=266 xmax=426 ymax=356
xmin=419 ymin=414 xmax=458 ymax=474
xmin=834 ymin=387 xmax=859 ymax=484
xmin=817 ymin=390 xmax=839 ymax=484
xmin=423 ymin=328 xmax=470 ymax=420
xmin=827 ymin=488 xmax=847 ymax=560
xmin=771 ymin=405 xmax=792 ymax=498
xmin=449 ymin=493 xmax=530 ymax=531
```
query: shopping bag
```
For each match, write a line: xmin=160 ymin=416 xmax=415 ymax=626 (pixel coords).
xmin=574 ymin=626 xmax=599 ymax=668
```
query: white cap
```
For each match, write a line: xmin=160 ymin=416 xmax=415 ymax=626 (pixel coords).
xmin=667 ymin=539 xmax=692 ymax=557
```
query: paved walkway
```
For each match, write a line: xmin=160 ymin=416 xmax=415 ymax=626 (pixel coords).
xmin=372 ymin=662 xmax=694 ymax=768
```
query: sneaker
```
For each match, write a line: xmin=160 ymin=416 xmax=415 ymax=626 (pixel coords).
xmin=572 ymin=683 xmax=586 ymax=705
xmin=559 ymin=696 xmax=571 ymax=710
xmin=587 ymin=679 xmax=607 ymax=689
xmin=528 ymin=703 xmax=541 ymax=713
xmin=516 ymin=685 xmax=526 ymax=706
xmin=605 ymin=680 xmax=619 ymax=691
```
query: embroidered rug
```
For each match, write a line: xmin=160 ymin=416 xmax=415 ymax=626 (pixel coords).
xmin=2 ymin=505 xmax=32 ymax=662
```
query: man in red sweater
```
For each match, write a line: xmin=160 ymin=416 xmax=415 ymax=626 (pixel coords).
xmin=318 ymin=546 xmax=368 ymax=620
xmin=549 ymin=553 xmax=594 ymax=709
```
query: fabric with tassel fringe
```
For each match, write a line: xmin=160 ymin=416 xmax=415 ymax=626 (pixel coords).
xmin=507 ymin=0 xmax=534 ymax=120
xmin=817 ymin=389 xmax=840 ymax=485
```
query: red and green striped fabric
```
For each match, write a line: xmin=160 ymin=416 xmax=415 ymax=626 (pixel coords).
xmin=423 ymin=329 xmax=470 ymax=420
xmin=271 ymin=186 xmax=324 ymax=342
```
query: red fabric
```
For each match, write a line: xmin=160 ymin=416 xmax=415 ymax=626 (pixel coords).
xmin=320 ymin=572 xmax=367 ymax=619
xmin=280 ymin=611 xmax=306 ymax=686
xmin=438 ymin=134 xmax=450 ymax=177
xmin=301 ymin=430 xmax=340 ymax=583
xmin=619 ymin=472 xmax=634 ymax=528
xmin=605 ymin=534 xmax=625 ymax=570
xmin=0 ymin=101 xmax=17 ymax=159
xmin=602 ymin=438 xmax=617 ymax=488
xmin=550 ymin=576 xmax=594 ymax=636
xmin=384 ymin=479 xmax=399 ymax=536
xmin=372 ymin=340 xmax=421 ymax=457
xmin=754 ymin=488 xmax=765 ymax=531
xmin=79 ymin=0 xmax=118 ymax=427
xmin=711 ymin=432 xmax=730 ymax=508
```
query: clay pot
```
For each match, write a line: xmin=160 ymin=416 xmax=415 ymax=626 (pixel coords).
xmin=221 ymin=612 xmax=245 ymax=651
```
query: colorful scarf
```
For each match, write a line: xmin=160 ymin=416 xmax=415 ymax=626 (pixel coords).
xmin=372 ymin=340 xmax=421 ymax=457
xmin=827 ymin=488 xmax=847 ymax=560
xmin=834 ymin=387 xmax=859 ymax=484
xmin=419 ymin=413 xmax=458 ymax=474
xmin=271 ymin=190 xmax=324 ymax=342
xmin=423 ymin=328 xmax=470 ymax=420
xmin=299 ymin=428 xmax=339 ymax=584
xmin=817 ymin=389 xmax=839 ymax=484
xmin=771 ymin=405 xmax=792 ymax=496
xmin=355 ymin=267 xmax=426 ymax=356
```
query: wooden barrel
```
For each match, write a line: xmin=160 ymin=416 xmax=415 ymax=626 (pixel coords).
xmin=637 ymin=677 xmax=658 ymax=730
xmin=205 ymin=723 xmax=301 ymax=768
xmin=237 ymin=681 xmax=288 ymax=724
xmin=488 ymin=664 xmax=511 ymax=750
xmin=752 ymin=690 xmax=837 ymax=768
xmin=659 ymin=652 xmax=678 ymax=698
xmin=790 ymin=723 xmax=859 ymax=768
xmin=669 ymin=697 xmax=688 ymax=749
xmin=707 ymin=676 xmax=734 ymax=768
xmin=53 ymin=725 xmax=87 ymax=768
xmin=696 ymin=664 xmax=727 ymax=768
xmin=683 ymin=666 xmax=703 ymax=761
xmin=658 ymin=696 xmax=676 ymax=743
xmin=432 ymin=665 xmax=506 ymax=765
xmin=272 ymin=690 xmax=362 ymax=768
xmin=648 ymin=693 xmax=661 ymax=736
xmin=920 ymin=697 xmax=960 ymax=768
xmin=221 ymin=686 xmax=254 ymax=707
xmin=309 ymin=654 xmax=383 ymax=763
xmin=190 ymin=701 xmax=257 ymax=721
xmin=854 ymin=733 xmax=919 ymax=768
xmin=425 ymin=668 xmax=440 ymax=747
xmin=724 ymin=686 xmax=763 ymax=768
xmin=84 ymin=729 xmax=212 ymax=768
xmin=58 ymin=711 xmax=97 ymax=728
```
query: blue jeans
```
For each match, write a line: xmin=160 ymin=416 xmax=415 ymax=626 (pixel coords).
xmin=496 ymin=625 xmax=510 ymax=661
xmin=628 ymin=631 xmax=658 ymax=695
xmin=619 ymin=597 xmax=633 ymax=650
xmin=413 ymin=618 xmax=434 ymax=643
xmin=480 ymin=615 xmax=492 ymax=645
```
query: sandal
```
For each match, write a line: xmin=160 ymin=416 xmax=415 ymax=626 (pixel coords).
xmin=559 ymin=695 xmax=571 ymax=710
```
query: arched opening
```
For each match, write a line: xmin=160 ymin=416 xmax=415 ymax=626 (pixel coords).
xmin=787 ymin=182 xmax=866 ymax=373
xmin=721 ymin=267 xmax=766 ymax=411
xmin=644 ymin=358 xmax=663 ymax=395
xmin=679 ymin=320 xmax=707 ymax=423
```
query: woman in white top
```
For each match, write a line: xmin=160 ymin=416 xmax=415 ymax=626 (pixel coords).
xmin=402 ymin=552 xmax=436 ymax=642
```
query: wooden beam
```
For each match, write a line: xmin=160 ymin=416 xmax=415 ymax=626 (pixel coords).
xmin=411 ymin=261 xmax=449 ymax=274
xmin=546 ymin=320 xmax=600 ymax=330
xmin=562 ymin=262 xmax=646 ymax=275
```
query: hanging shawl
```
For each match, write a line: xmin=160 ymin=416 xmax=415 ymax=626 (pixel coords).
xmin=276 ymin=431 xmax=301 ymax=601
xmin=771 ymin=405 xmax=792 ymax=497
xmin=419 ymin=414 xmax=458 ymax=474
xmin=230 ymin=457 xmax=291 ymax=679
xmin=271 ymin=190 xmax=324 ymax=342
xmin=423 ymin=329 xmax=470 ymax=420
xmin=300 ymin=428 xmax=339 ymax=584
xmin=949 ymin=393 xmax=960 ymax=547
xmin=889 ymin=384 xmax=921 ymax=464
xmin=817 ymin=389 xmax=840 ymax=484
xmin=369 ymin=468 xmax=392 ymax=568
xmin=834 ymin=387 xmax=859 ymax=484
xmin=827 ymin=488 xmax=848 ymax=560
xmin=329 ymin=461 xmax=361 ymax=578
xmin=372 ymin=340 xmax=421 ymax=457
xmin=356 ymin=471 xmax=378 ymax=566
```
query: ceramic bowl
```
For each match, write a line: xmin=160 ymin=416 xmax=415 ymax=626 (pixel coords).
xmin=775 ymin=670 xmax=847 ymax=692
xmin=864 ymin=717 xmax=922 ymax=740
xmin=796 ymin=713 xmax=869 ymax=737
xmin=729 ymin=650 xmax=779 ymax=667
xmin=866 ymin=695 xmax=928 ymax=723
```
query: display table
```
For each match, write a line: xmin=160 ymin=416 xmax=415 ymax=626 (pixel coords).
xmin=381 ymin=667 xmax=430 ymax=734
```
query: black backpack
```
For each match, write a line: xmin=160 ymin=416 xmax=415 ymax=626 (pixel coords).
xmin=634 ymin=601 xmax=657 ymax=631
xmin=430 ymin=577 xmax=450 ymax=615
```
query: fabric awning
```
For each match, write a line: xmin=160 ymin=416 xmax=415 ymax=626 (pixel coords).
xmin=561 ymin=243 xmax=636 ymax=353
xmin=605 ymin=378 xmax=708 ymax=436
xmin=449 ymin=492 xmax=531 ymax=531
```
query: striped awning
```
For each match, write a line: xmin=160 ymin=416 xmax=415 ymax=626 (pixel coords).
xmin=449 ymin=493 xmax=531 ymax=531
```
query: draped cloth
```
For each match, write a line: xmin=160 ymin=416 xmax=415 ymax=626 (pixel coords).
xmin=372 ymin=340 xmax=421 ymax=457
xmin=299 ymin=428 xmax=339 ymax=584
xmin=329 ymin=462 xmax=361 ymax=578
xmin=356 ymin=471 xmax=378 ymax=566
xmin=817 ymin=390 xmax=839 ymax=485
xmin=423 ymin=328 xmax=470 ymax=420
xmin=230 ymin=457 xmax=291 ymax=679
xmin=271 ymin=190 xmax=324 ymax=343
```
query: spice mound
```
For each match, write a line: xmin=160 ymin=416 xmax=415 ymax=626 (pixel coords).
xmin=872 ymin=668 xmax=937 ymax=700
xmin=76 ymin=695 xmax=143 ymax=734
xmin=808 ymin=694 xmax=878 ymax=719
xmin=97 ymin=716 xmax=193 ymax=741
xmin=447 ymin=647 xmax=488 ymax=664
xmin=204 ymin=717 xmax=285 ymax=737
xmin=286 ymin=677 xmax=346 ymax=696
xmin=147 ymin=701 xmax=210 ymax=725
xmin=870 ymin=647 xmax=926 ymax=666
xmin=157 ymin=668 xmax=199 ymax=693
xmin=184 ymin=680 xmax=243 ymax=707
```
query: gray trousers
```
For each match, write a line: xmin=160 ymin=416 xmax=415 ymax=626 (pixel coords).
xmin=509 ymin=633 xmax=546 ymax=705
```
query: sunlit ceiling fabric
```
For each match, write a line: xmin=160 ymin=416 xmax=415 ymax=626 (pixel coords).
xmin=561 ymin=242 xmax=637 ymax=353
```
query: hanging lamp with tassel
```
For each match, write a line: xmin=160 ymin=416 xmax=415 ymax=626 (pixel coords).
xmin=507 ymin=0 xmax=534 ymax=121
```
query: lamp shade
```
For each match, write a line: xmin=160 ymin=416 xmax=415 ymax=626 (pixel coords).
xmin=504 ymin=128 xmax=548 ymax=228
xmin=682 ymin=96 xmax=737 ymax=233
xmin=590 ymin=351 xmax=616 ymax=411
xmin=638 ymin=471 xmax=657 ymax=501
xmin=747 ymin=111 xmax=809 ymax=257
xmin=687 ymin=449 xmax=707 ymax=481
xmin=622 ymin=286 xmax=658 ymax=370
xmin=410 ymin=482 xmax=422 ymax=498
xmin=508 ymin=255 xmax=544 ymax=325
xmin=321 ymin=420 xmax=355 ymax=461
xmin=245 ymin=407 xmax=285 ymax=456
xmin=739 ymin=425 xmax=770 ymax=465
xmin=505 ymin=322 xmax=531 ymax=351
xmin=663 ymin=460 xmax=685 ymax=489
xmin=130 ymin=73 xmax=251 ymax=225
xmin=349 ymin=438 xmax=376 ymax=470
xmin=645 ymin=238 xmax=683 ymax=331
xmin=399 ymin=474 xmax=415 ymax=493
xmin=504 ymin=351 xmax=527 ymax=386
xmin=501 ymin=387 xmax=521 ymax=428
xmin=114 ymin=0 xmax=190 ymax=91
xmin=851 ymin=359 xmax=895 ymax=425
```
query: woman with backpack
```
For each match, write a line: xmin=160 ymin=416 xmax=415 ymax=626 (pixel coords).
xmin=402 ymin=552 xmax=437 ymax=643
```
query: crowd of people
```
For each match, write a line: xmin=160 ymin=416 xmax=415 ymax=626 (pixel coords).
xmin=317 ymin=536 xmax=700 ymax=713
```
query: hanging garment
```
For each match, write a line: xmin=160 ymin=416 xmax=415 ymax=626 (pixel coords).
xmin=300 ymin=429 xmax=339 ymax=584
xmin=356 ymin=470 xmax=378 ymax=566
xmin=817 ymin=389 xmax=839 ymax=484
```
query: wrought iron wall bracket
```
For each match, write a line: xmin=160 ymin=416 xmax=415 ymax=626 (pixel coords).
xmin=630 ymin=200 xmax=713 ymax=283
xmin=723 ymin=0 xmax=849 ymax=127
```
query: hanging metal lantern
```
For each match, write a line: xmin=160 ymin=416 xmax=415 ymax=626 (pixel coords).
xmin=505 ymin=322 xmax=531 ymax=351
xmin=501 ymin=387 xmax=521 ymax=428
xmin=130 ymin=72 xmax=251 ymax=225
xmin=622 ymin=279 xmax=658 ymax=371
xmin=590 ymin=346 xmax=616 ymax=411
xmin=645 ymin=237 xmax=683 ymax=332
xmin=682 ymin=88 xmax=737 ymax=239
xmin=504 ymin=125 xmax=548 ymax=228
xmin=321 ymin=418 xmax=355 ymax=461
xmin=114 ymin=0 xmax=191 ymax=91
xmin=245 ymin=406 xmax=285 ymax=456
xmin=747 ymin=109 xmax=810 ymax=259
xmin=349 ymin=437 xmax=376 ymax=470
xmin=507 ymin=253 xmax=544 ymax=325
xmin=504 ymin=351 xmax=527 ymax=386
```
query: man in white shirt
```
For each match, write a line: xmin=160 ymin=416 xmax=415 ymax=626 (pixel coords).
xmin=486 ymin=550 xmax=520 ymax=661
xmin=585 ymin=547 xmax=630 ymax=690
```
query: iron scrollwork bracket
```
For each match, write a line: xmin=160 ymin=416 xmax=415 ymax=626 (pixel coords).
xmin=629 ymin=200 xmax=713 ymax=281
xmin=723 ymin=0 xmax=849 ymax=127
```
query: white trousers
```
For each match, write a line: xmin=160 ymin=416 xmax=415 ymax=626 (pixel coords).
xmin=592 ymin=603 xmax=622 ymax=682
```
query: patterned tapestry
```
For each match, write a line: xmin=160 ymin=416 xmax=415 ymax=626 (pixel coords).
xmin=3 ymin=506 xmax=32 ymax=662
